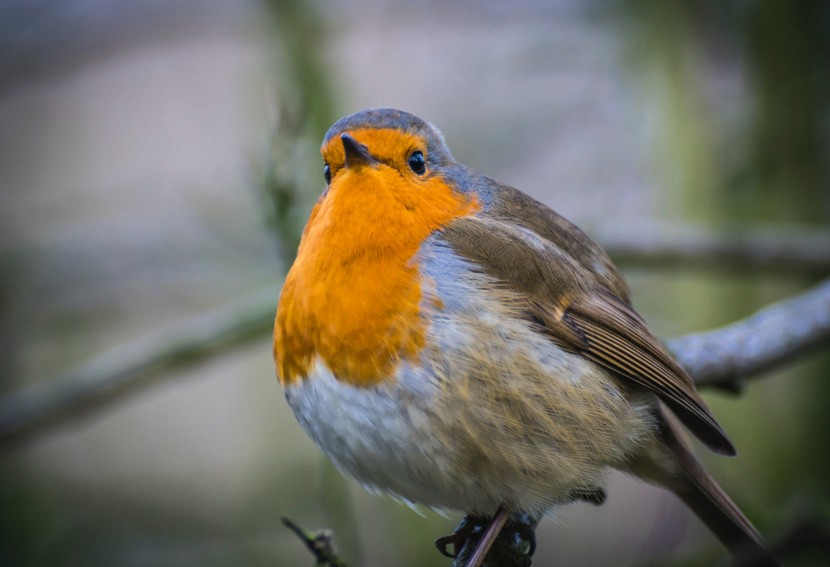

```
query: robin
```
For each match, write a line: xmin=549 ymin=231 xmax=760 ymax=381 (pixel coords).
xmin=274 ymin=108 xmax=778 ymax=566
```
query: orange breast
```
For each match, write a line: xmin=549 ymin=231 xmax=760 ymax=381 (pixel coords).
xmin=274 ymin=150 xmax=480 ymax=387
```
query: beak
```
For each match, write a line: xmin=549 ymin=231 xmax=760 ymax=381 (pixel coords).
xmin=341 ymin=133 xmax=377 ymax=168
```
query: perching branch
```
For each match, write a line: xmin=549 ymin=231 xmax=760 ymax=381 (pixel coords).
xmin=449 ymin=513 xmax=536 ymax=567
xmin=598 ymin=223 xmax=830 ymax=275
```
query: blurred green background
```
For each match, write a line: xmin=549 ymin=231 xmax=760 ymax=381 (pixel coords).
xmin=1 ymin=1 xmax=828 ymax=566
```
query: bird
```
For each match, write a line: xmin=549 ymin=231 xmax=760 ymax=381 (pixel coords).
xmin=273 ymin=108 xmax=779 ymax=566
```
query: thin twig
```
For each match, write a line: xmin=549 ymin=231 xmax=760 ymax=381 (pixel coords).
xmin=282 ymin=516 xmax=350 ymax=567
xmin=461 ymin=506 xmax=514 ymax=567
xmin=449 ymin=511 xmax=535 ymax=567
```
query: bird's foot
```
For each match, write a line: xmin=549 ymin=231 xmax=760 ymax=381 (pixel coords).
xmin=505 ymin=513 xmax=537 ymax=557
xmin=436 ymin=506 xmax=536 ymax=567
xmin=435 ymin=514 xmax=490 ymax=558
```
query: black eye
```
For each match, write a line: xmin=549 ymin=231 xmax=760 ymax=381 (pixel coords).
xmin=408 ymin=151 xmax=426 ymax=175
xmin=323 ymin=163 xmax=331 ymax=184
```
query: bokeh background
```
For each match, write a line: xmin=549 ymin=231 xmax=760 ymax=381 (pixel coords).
xmin=1 ymin=1 xmax=829 ymax=566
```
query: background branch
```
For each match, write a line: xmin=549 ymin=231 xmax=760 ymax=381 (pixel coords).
xmin=597 ymin=222 xmax=830 ymax=275
xmin=668 ymin=277 xmax=830 ymax=392
xmin=282 ymin=516 xmax=350 ymax=567
xmin=0 ymin=286 xmax=279 ymax=445
xmin=1 ymin=268 xmax=827 ymax=448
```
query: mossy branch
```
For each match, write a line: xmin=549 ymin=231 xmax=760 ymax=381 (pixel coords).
xmin=282 ymin=517 xmax=351 ymax=567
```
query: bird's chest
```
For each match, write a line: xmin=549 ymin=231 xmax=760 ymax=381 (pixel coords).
xmin=274 ymin=174 xmax=480 ymax=389
xmin=283 ymin=248 xmax=656 ymax=515
xmin=274 ymin=230 xmax=446 ymax=389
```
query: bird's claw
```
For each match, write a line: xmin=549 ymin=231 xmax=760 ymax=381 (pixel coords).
xmin=506 ymin=515 xmax=537 ymax=557
xmin=434 ymin=514 xmax=489 ymax=558
xmin=435 ymin=513 xmax=538 ymax=559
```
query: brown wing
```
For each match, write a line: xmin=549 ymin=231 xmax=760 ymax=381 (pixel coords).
xmin=485 ymin=181 xmax=632 ymax=303
xmin=440 ymin=215 xmax=736 ymax=456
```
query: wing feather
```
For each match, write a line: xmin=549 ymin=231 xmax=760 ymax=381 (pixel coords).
xmin=440 ymin=215 xmax=735 ymax=456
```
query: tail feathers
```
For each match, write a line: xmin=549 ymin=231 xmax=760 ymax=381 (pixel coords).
xmin=660 ymin=411 xmax=780 ymax=566
xmin=673 ymin=462 xmax=778 ymax=566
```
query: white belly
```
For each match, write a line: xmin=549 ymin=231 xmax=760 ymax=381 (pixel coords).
xmin=284 ymin=304 xmax=658 ymax=517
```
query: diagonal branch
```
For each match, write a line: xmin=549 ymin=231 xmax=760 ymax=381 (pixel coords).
xmin=0 ymin=286 xmax=279 ymax=445
xmin=1 ymin=277 xmax=828 ymax=448
xmin=667 ymin=277 xmax=830 ymax=392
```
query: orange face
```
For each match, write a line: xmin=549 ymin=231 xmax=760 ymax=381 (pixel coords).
xmin=274 ymin=127 xmax=480 ymax=386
